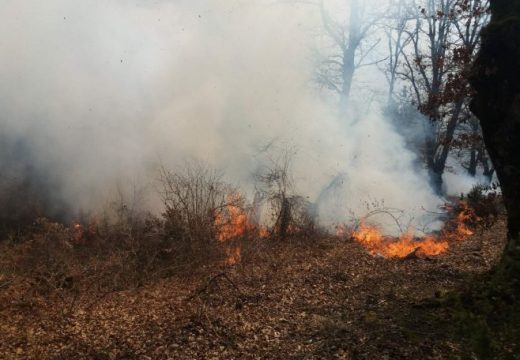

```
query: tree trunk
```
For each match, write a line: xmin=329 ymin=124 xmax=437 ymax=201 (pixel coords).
xmin=431 ymin=99 xmax=465 ymax=193
xmin=470 ymin=0 xmax=520 ymax=278
xmin=480 ymin=150 xmax=495 ymax=183
xmin=468 ymin=121 xmax=480 ymax=177
xmin=339 ymin=0 xmax=361 ymax=112
xmin=340 ymin=48 xmax=356 ymax=111
xmin=468 ymin=147 xmax=478 ymax=177
xmin=278 ymin=195 xmax=291 ymax=240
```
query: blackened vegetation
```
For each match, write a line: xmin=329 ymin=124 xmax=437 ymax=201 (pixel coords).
xmin=0 ymin=135 xmax=69 ymax=239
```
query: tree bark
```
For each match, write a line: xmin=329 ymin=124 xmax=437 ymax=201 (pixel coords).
xmin=470 ymin=0 xmax=520 ymax=274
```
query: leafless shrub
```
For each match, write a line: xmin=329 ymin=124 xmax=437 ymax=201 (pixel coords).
xmin=254 ymin=146 xmax=316 ymax=239
xmin=332 ymin=199 xmax=413 ymax=239
xmin=157 ymin=161 xmax=240 ymax=255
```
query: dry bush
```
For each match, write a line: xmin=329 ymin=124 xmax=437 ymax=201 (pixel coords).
xmin=0 ymin=213 xmax=225 ymax=315
xmin=1 ymin=161 xmax=315 ymax=314
xmin=0 ymin=219 xmax=85 ymax=315
xmin=158 ymin=161 xmax=238 ymax=255
xmin=254 ymin=146 xmax=318 ymax=239
xmin=12 ymin=219 xmax=78 ymax=294
xmin=0 ymin=163 xmax=240 ymax=311
xmin=464 ymin=183 xmax=502 ymax=227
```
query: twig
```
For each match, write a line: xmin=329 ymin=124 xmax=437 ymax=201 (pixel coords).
xmin=187 ymin=272 xmax=243 ymax=301
xmin=0 ymin=280 xmax=13 ymax=290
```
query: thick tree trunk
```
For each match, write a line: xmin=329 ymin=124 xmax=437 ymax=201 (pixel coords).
xmin=468 ymin=147 xmax=478 ymax=177
xmin=470 ymin=0 xmax=520 ymax=276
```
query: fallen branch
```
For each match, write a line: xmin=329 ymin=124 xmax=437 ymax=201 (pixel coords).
xmin=187 ymin=272 xmax=243 ymax=301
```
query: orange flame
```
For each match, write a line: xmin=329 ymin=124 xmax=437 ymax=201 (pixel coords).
xmin=444 ymin=200 xmax=481 ymax=240
xmin=351 ymin=222 xmax=448 ymax=258
xmin=215 ymin=204 xmax=250 ymax=242
xmin=214 ymin=193 xmax=276 ymax=265
xmin=259 ymin=226 xmax=270 ymax=238
xmin=71 ymin=218 xmax=98 ymax=243
xmin=224 ymin=246 xmax=241 ymax=266
xmin=72 ymin=223 xmax=84 ymax=242
xmin=214 ymin=194 xmax=256 ymax=265
xmin=348 ymin=201 xmax=477 ymax=258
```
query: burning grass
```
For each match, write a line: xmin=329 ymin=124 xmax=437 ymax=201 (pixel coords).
xmin=215 ymin=195 xmax=482 ymax=265
xmin=336 ymin=200 xmax=481 ymax=259
xmin=351 ymin=223 xmax=449 ymax=258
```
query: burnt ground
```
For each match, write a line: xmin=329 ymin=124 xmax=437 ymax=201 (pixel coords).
xmin=0 ymin=219 xmax=515 ymax=359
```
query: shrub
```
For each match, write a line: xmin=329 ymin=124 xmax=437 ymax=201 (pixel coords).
xmin=158 ymin=161 xmax=238 ymax=252
xmin=465 ymin=183 xmax=502 ymax=227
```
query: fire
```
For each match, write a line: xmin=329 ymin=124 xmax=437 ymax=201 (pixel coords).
xmin=351 ymin=222 xmax=448 ymax=258
xmin=72 ymin=223 xmax=84 ymax=242
xmin=215 ymin=202 xmax=250 ymax=242
xmin=444 ymin=200 xmax=478 ymax=240
xmin=348 ymin=200 xmax=478 ymax=258
xmin=214 ymin=193 xmax=267 ymax=265
xmin=259 ymin=226 xmax=270 ymax=238
xmin=71 ymin=218 xmax=98 ymax=242
xmin=224 ymin=246 xmax=241 ymax=266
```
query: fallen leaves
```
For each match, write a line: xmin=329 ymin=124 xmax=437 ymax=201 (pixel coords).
xmin=0 ymin=219 xmax=508 ymax=359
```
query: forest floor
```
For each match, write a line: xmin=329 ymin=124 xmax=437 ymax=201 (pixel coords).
xmin=0 ymin=218 xmax=516 ymax=359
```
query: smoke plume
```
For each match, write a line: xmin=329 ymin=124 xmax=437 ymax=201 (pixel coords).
xmin=0 ymin=0 xmax=455 ymax=231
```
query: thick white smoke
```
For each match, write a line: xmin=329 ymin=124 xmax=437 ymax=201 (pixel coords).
xmin=0 ymin=0 xmax=450 ymax=230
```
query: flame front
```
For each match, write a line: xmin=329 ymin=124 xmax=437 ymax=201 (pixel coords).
xmin=352 ymin=222 xmax=449 ymax=258
xmin=349 ymin=201 xmax=477 ymax=258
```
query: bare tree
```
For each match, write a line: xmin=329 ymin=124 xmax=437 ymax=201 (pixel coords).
xmin=395 ymin=0 xmax=489 ymax=192
xmin=309 ymin=0 xmax=384 ymax=112
xmin=382 ymin=0 xmax=415 ymax=104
